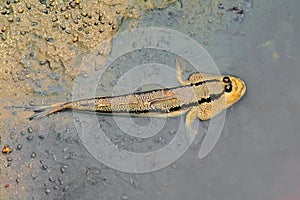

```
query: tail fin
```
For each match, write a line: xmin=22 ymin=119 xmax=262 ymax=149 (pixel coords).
xmin=26 ymin=102 xmax=71 ymax=120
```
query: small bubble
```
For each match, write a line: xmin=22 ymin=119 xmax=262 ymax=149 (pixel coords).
xmin=31 ymin=152 xmax=36 ymax=158
xmin=64 ymin=13 xmax=70 ymax=19
xmin=31 ymin=22 xmax=38 ymax=26
xmin=17 ymin=7 xmax=24 ymax=13
xmin=60 ymin=24 xmax=66 ymax=30
xmin=17 ymin=144 xmax=22 ymax=150
xmin=45 ymin=37 xmax=54 ymax=42
xmin=39 ymin=61 xmax=47 ymax=65
xmin=42 ymin=9 xmax=48 ymax=14
xmin=27 ymin=135 xmax=33 ymax=141
xmin=112 ymin=24 xmax=117 ymax=30
xmin=45 ymin=189 xmax=51 ymax=194
xmin=99 ymin=27 xmax=104 ymax=33
xmin=58 ymin=177 xmax=63 ymax=185
xmin=28 ymin=127 xmax=33 ymax=133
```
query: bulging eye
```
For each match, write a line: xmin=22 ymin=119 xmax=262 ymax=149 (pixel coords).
xmin=225 ymin=84 xmax=232 ymax=93
xmin=223 ymin=76 xmax=231 ymax=83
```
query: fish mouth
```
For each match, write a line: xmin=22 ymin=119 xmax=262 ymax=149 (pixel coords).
xmin=232 ymin=77 xmax=246 ymax=100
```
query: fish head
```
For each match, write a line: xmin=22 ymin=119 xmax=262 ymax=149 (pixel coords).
xmin=220 ymin=75 xmax=246 ymax=108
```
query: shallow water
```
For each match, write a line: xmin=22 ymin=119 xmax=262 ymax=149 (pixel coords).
xmin=1 ymin=0 xmax=300 ymax=199
xmin=136 ymin=1 xmax=300 ymax=200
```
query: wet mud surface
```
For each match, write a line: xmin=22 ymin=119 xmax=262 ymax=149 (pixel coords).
xmin=1 ymin=0 xmax=300 ymax=199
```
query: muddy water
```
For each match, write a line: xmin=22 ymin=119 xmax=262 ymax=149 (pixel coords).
xmin=1 ymin=0 xmax=300 ymax=199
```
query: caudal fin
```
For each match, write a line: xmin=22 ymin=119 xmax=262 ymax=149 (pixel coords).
xmin=26 ymin=102 xmax=71 ymax=120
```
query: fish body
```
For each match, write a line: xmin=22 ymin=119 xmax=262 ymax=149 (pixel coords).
xmin=28 ymin=59 xmax=246 ymax=125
